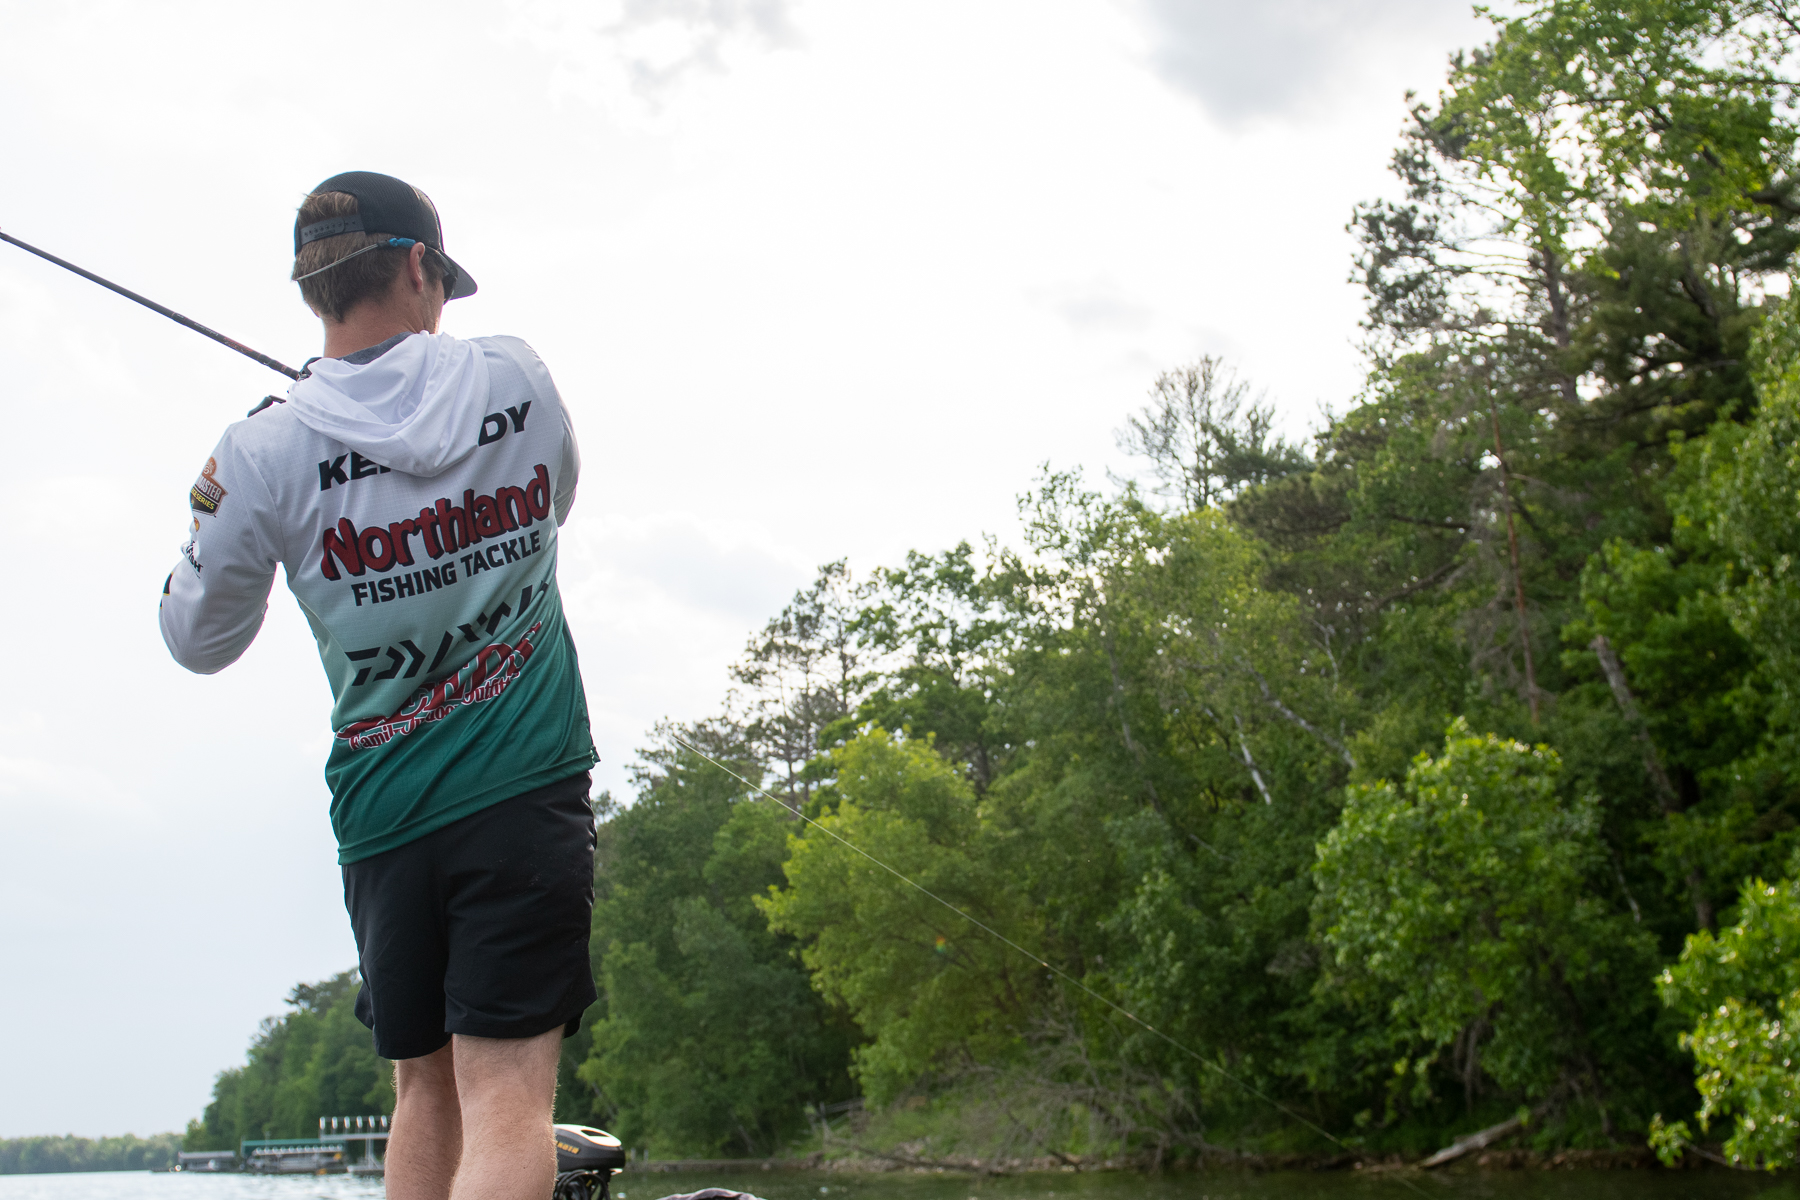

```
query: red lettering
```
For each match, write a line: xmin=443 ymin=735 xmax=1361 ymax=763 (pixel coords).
xmin=435 ymin=499 xmax=465 ymax=551
xmin=473 ymin=494 xmax=505 ymax=538
xmin=390 ymin=519 xmax=419 ymax=566
xmin=461 ymin=491 xmax=482 ymax=545
xmin=524 ymin=464 xmax=551 ymax=522
xmin=325 ymin=468 xmax=551 ymax=582
xmin=417 ymin=507 xmax=445 ymax=558
xmin=496 ymin=486 xmax=529 ymax=530
xmin=468 ymin=643 xmax=509 ymax=689
xmin=320 ymin=518 xmax=364 ymax=580
xmin=358 ymin=525 xmax=396 ymax=572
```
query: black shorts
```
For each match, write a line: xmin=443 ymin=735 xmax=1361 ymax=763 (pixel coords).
xmin=342 ymin=773 xmax=598 ymax=1060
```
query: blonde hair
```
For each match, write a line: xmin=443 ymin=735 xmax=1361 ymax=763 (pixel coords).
xmin=291 ymin=191 xmax=444 ymax=321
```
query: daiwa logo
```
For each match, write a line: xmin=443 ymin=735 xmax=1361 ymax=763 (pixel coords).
xmin=335 ymin=622 xmax=541 ymax=751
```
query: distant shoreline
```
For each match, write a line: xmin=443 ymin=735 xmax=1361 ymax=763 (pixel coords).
xmin=0 ymin=1133 xmax=180 ymax=1176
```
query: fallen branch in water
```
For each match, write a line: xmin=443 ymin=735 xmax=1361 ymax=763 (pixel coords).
xmin=1420 ymin=1096 xmax=1556 ymax=1169
xmin=844 ymin=1144 xmax=1001 ymax=1174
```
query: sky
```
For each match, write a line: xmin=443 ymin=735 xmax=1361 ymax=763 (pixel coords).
xmin=0 ymin=0 xmax=1498 ymax=1139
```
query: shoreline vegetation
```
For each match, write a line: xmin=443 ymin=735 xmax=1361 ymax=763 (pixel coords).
xmin=0 ymin=1127 xmax=1742 ymax=1178
xmin=0 ymin=1135 xmax=1743 ymax=1179
xmin=0 ymin=1134 xmax=179 ymax=1174
xmin=619 ymin=1146 xmax=1711 ymax=1174
xmin=38 ymin=0 xmax=1800 ymax=1179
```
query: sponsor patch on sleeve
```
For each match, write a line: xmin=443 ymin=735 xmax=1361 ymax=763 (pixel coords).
xmin=190 ymin=457 xmax=229 ymax=515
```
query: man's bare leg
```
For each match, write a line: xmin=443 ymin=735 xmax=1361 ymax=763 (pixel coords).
xmin=447 ymin=1027 xmax=562 ymax=1200
xmin=388 ymin=1042 xmax=462 ymax=1200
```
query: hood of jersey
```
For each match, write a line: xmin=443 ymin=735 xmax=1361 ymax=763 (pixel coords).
xmin=286 ymin=333 xmax=492 ymax=479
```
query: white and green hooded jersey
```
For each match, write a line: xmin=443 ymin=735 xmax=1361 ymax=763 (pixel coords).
xmin=160 ymin=331 xmax=597 ymax=863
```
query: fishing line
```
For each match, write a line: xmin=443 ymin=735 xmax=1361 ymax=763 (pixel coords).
xmin=668 ymin=733 xmax=1436 ymax=1194
xmin=0 ymin=228 xmax=302 ymax=379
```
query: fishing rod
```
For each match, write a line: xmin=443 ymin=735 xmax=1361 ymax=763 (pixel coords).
xmin=0 ymin=228 xmax=301 ymax=379
xmin=669 ymin=733 xmax=1436 ymax=1195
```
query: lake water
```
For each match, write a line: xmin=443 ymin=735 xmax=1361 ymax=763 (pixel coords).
xmin=0 ymin=1169 xmax=1794 ymax=1200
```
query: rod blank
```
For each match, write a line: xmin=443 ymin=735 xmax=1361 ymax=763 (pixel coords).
xmin=0 ymin=228 xmax=301 ymax=380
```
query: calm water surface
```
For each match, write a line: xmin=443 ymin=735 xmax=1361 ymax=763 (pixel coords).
xmin=0 ymin=1169 xmax=1794 ymax=1200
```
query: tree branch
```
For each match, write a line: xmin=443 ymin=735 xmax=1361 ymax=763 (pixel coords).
xmin=1365 ymin=556 xmax=1466 ymax=612
xmin=1420 ymin=1094 xmax=1558 ymax=1168
xmin=1590 ymin=634 xmax=1714 ymax=930
xmin=1381 ymin=512 xmax=1473 ymax=532
xmin=1243 ymin=663 xmax=1356 ymax=769
xmin=1589 ymin=635 xmax=1679 ymax=809
xmin=1232 ymin=713 xmax=1274 ymax=804
xmin=1751 ymin=188 xmax=1800 ymax=216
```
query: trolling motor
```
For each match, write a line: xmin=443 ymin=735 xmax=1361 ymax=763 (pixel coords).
xmin=553 ymin=1123 xmax=627 ymax=1200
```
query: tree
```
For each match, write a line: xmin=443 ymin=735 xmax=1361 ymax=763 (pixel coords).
xmin=729 ymin=561 xmax=868 ymax=808
xmin=1296 ymin=0 xmax=1800 ymax=742
xmin=1694 ymin=289 xmax=1800 ymax=750
xmin=1115 ymin=357 xmax=1309 ymax=511
xmin=185 ymin=970 xmax=392 ymax=1151
xmin=762 ymin=730 xmax=1050 ymax=1104
xmin=577 ymin=734 xmax=856 ymax=1156
xmin=1314 ymin=721 xmax=1661 ymax=1129
xmin=1654 ymin=867 xmax=1800 ymax=1168
xmin=851 ymin=542 xmax=1016 ymax=792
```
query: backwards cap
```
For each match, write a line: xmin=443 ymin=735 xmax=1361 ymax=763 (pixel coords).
xmin=295 ymin=171 xmax=477 ymax=300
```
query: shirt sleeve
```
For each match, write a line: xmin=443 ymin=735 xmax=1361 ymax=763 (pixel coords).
xmin=159 ymin=430 xmax=283 ymax=674
xmin=555 ymin=398 xmax=581 ymax=526
xmin=494 ymin=335 xmax=581 ymax=526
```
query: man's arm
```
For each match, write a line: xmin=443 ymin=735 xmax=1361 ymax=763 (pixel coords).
xmin=159 ymin=434 xmax=283 ymax=674
xmin=555 ymin=400 xmax=580 ymax=526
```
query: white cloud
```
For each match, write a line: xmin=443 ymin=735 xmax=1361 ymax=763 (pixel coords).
xmin=1045 ymin=278 xmax=1157 ymax=333
xmin=1134 ymin=0 xmax=1493 ymax=122
xmin=0 ymin=755 xmax=136 ymax=807
xmin=507 ymin=0 xmax=802 ymax=121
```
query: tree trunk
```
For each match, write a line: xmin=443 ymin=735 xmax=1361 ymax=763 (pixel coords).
xmin=1590 ymin=634 xmax=1678 ymax=805
xmin=1590 ymin=634 xmax=1714 ymax=930
xmin=1492 ymin=405 xmax=1539 ymax=724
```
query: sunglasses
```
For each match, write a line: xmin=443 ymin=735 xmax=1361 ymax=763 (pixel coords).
xmin=427 ymin=246 xmax=459 ymax=298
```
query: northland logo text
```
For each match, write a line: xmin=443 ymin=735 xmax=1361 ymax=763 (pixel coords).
xmin=318 ymin=464 xmax=552 ymax=582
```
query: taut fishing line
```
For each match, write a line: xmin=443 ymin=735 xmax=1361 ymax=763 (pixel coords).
xmin=668 ymin=733 xmax=1438 ymax=1195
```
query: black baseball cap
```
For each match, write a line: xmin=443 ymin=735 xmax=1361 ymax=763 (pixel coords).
xmin=294 ymin=171 xmax=477 ymax=300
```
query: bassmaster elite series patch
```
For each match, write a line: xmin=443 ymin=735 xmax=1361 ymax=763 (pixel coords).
xmin=190 ymin=457 xmax=228 ymax=515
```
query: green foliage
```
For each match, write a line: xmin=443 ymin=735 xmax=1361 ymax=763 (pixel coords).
xmin=185 ymin=970 xmax=392 ymax=1151
xmin=1315 ymin=722 xmax=1657 ymax=1106
xmin=763 ymin=729 xmax=1038 ymax=1104
xmin=1656 ymin=869 xmax=1800 ymax=1168
xmin=0 ymin=1133 xmax=181 ymax=1174
xmin=1698 ymin=291 xmax=1800 ymax=746
xmin=576 ymin=746 xmax=855 ymax=1157
xmin=851 ymin=542 xmax=1015 ymax=792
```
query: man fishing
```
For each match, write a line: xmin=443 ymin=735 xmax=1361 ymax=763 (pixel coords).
xmin=158 ymin=171 xmax=598 ymax=1200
